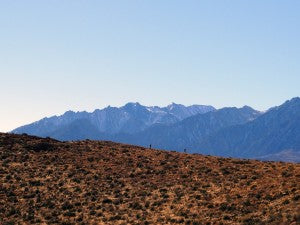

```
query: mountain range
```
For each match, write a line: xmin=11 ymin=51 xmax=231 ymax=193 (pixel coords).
xmin=13 ymin=103 xmax=215 ymax=137
xmin=12 ymin=97 xmax=300 ymax=162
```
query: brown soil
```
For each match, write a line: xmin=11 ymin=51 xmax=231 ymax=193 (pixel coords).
xmin=0 ymin=133 xmax=299 ymax=224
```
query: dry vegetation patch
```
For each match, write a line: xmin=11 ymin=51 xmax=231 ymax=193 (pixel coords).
xmin=0 ymin=133 xmax=299 ymax=224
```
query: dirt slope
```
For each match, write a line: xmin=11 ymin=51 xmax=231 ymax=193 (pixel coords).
xmin=0 ymin=133 xmax=299 ymax=224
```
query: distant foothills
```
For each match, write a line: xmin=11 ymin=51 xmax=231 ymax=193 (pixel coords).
xmin=12 ymin=97 xmax=300 ymax=162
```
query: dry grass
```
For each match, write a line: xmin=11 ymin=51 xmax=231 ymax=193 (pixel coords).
xmin=0 ymin=133 xmax=299 ymax=224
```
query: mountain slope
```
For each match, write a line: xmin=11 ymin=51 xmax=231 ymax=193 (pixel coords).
xmin=196 ymin=97 xmax=300 ymax=160
xmin=47 ymin=119 xmax=107 ymax=141
xmin=12 ymin=110 xmax=90 ymax=137
xmin=12 ymin=103 xmax=215 ymax=138
xmin=113 ymin=106 xmax=261 ymax=151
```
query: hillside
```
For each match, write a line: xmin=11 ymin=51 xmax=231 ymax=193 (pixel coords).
xmin=1 ymin=133 xmax=299 ymax=224
xmin=196 ymin=97 xmax=300 ymax=161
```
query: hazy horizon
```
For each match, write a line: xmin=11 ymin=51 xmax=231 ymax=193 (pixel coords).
xmin=1 ymin=1 xmax=300 ymax=132
xmin=3 ymin=97 xmax=299 ymax=133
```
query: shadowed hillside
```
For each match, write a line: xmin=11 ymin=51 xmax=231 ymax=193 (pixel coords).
xmin=196 ymin=97 xmax=300 ymax=160
xmin=0 ymin=133 xmax=299 ymax=224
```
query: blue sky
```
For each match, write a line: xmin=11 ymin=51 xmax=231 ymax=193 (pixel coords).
xmin=1 ymin=1 xmax=300 ymax=132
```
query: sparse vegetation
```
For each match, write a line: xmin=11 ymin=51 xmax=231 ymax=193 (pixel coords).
xmin=0 ymin=133 xmax=299 ymax=224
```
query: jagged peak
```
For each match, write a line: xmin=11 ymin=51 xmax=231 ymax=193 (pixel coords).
xmin=124 ymin=102 xmax=142 ymax=107
xmin=285 ymin=97 xmax=300 ymax=104
xmin=241 ymin=105 xmax=259 ymax=113
xmin=122 ymin=102 xmax=144 ymax=110
xmin=166 ymin=102 xmax=185 ymax=109
xmin=63 ymin=110 xmax=76 ymax=116
xmin=242 ymin=105 xmax=253 ymax=109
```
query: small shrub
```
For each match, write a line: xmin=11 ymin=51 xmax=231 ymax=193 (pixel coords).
xmin=102 ymin=198 xmax=112 ymax=204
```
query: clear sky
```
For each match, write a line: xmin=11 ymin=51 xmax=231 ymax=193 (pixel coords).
xmin=1 ymin=1 xmax=300 ymax=132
